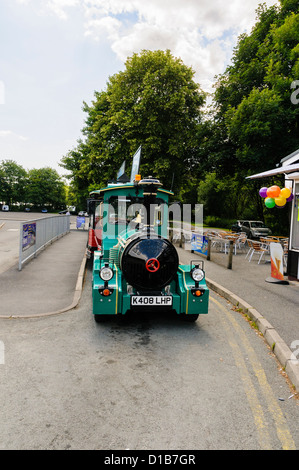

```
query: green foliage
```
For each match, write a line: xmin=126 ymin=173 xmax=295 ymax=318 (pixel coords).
xmin=61 ymin=49 xmax=205 ymax=202
xmin=197 ymin=172 xmax=259 ymax=220
xmin=26 ymin=168 xmax=66 ymax=211
xmin=213 ymin=1 xmax=299 ymax=177
xmin=195 ymin=0 xmax=297 ymax=234
xmin=0 ymin=160 xmax=27 ymax=206
xmin=225 ymin=88 xmax=286 ymax=173
xmin=60 ymin=1 xmax=298 ymax=233
xmin=203 ymin=216 xmax=235 ymax=230
xmin=0 ymin=160 xmax=66 ymax=211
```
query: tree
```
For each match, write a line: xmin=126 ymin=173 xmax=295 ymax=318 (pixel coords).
xmin=61 ymin=49 xmax=206 ymax=199
xmin=26 ymin=168 xmax=66 ymax=211
xmin=197 ymin=0 xmax=299 ymax=229
xmin=0 ymin=160 xmax=27 ymax=206
xmin=212 ymin=1 xmax=299 ymax=175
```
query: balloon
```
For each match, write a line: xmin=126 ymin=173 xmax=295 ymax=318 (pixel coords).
xmin=275 ymin=196 xmax=287 ymax=207
xmin=265 ymin=197 xmax=276 ymax=209
xmin=280 ymin=188 xmax=291 ymax=199
xmin=267 ymin=185 xmax=281 ymax=198
xmin=287 ymin=193 xmax=294 ymax=202
xmin=259 ymin=187 xmax=268 ymax=198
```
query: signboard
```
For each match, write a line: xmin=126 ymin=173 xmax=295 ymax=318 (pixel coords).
xmin=22 ymin=223 xmax=36 ymax=251
xmin=191 ymin=234 xmax=208 ymax=256
xmin=130 ymin=146 xmax=141 ymax=182
xmin=76 ymin=216 xmax=85 ymax=229
xmin=270 ymin=242 xmax=284 ymax=281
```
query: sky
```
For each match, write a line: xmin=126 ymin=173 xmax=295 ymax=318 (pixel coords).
xmin=0 ymin=0 xmax=279 ymax=177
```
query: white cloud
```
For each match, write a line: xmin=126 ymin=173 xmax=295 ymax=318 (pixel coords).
xmin=84 ymin=15 xmax=122 ymax=41
xmin=46 ymin=0 xmax=80 ymax=20
xmin=0 ymin=130 xmax=29 ymax=141
xmin=16 ymin=0 xmax=80 ymax=19
xmin=14 ymin=0 xmax=279 ymax=91
xmin=80 ymin=0 xmax=279 ymax=91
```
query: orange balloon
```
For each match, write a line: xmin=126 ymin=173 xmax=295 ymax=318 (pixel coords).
xmin=267 ymin=185 xmax=281 ymax=198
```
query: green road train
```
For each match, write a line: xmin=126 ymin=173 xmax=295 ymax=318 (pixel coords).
xmin=87 ymin=173 xmax=209 ymax=323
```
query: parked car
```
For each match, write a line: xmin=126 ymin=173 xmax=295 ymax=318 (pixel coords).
xmin=231 ymin=220 xmax=272 ymax=239
xmin=231 ymin=220 xmax=242 ymax=232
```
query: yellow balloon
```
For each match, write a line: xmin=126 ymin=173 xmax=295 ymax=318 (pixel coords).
xmin=275 ymin=196 xmax=287 ymax=207
xmin=280 ymin=187 xmax=291 ymax=199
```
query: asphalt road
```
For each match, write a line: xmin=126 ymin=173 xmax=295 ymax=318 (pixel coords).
xmin=0 ymin=259 xmax=298 ymax=450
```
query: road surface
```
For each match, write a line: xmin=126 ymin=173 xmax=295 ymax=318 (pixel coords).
xmin=0 ymin=259 xmax=297 ymax=450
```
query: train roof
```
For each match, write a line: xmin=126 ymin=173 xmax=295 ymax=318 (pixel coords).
xmin=89 ymin=181 xmax=174 ymax=198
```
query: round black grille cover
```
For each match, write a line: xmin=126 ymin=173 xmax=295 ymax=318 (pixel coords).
xmin=121 ymin=234 xmax=179 ymax=291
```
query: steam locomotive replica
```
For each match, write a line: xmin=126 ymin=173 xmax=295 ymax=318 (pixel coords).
xmin=87 ymin=164 xmax=209 ymax=323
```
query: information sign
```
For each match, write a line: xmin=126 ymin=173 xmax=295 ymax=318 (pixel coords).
xmin=22 ymin=223 xmax=36 ymax=251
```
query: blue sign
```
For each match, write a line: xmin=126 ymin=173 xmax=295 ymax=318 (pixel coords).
xmin=191 ymin=234 xmax=208 ymax=256
xmin=22 ymin=223 xmax=36 ymax=251
xmin=76 ymin=216 xmax=85 ymax=229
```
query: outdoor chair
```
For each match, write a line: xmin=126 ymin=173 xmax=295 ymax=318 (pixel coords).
xmin=211 ymin=236 xmax=224 ymax=252
xmin=247 ymin=240 xmax=268 ymax=264
xmin=224 ymin=234 xmax=240 ymax=255
xmin=236 ymin=233 xmax=247 ymax=252
xmin=259 ymin=237 xmax=271 ymax=253
xmin=245 ymin=239 xmax=254 ymax=259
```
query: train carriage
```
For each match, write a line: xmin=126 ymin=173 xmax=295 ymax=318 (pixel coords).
xmin=87 ymin=172 xmax=209 ymax=322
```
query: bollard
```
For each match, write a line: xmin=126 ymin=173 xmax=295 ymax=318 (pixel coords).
xmin=179 ymin=231 xmax=185 ymax=248
xmin=207 ymin=237 xmax=211 ymax=261
xmin=227 ymin=240 xmax=233 ymax=269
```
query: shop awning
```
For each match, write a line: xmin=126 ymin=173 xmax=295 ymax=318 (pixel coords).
xmin=246 ymin=163 xmax=299 ymax=180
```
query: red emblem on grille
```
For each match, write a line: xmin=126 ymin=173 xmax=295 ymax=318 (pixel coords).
xmin=146 ymin=258 xmax=160 ymax=273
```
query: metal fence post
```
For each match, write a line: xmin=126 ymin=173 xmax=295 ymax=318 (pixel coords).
xmin=18 ymin=221 xmax=23 ymax=271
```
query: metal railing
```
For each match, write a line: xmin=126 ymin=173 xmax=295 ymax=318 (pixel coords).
xmin=19 ymin=215 xmax=70 ymax=270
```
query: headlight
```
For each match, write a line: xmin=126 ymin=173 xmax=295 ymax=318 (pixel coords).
xmin=100 ymin=266 xmax=113 ymax=281
xmin=191 ymin=267 xmax=204 ymax=282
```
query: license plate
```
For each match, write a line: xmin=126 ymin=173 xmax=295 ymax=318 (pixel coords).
xmin=131 ymin=296 xmax=173 ymax=307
